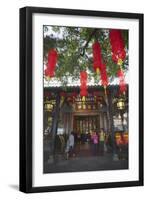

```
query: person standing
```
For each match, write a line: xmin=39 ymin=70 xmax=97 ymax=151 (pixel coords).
xmin=65 ymin=131 xmax=75 ymax=159
xmin=99 ymin=129 xmax=106 ymax=155
xmin=105 ymin=133 xmax=112 ymax=153
xmin=91 ymin=131 xmax=98 ymax=156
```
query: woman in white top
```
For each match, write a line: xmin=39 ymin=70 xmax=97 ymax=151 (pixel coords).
xmin=65 ymin=132 xmax=75 ymax=159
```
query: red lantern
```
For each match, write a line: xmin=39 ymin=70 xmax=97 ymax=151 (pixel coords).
xmin=117 ymin=69 xmax=127 ymax=94
xmin=80 ymin=71 xmax=88 ymax=98
xmin=92 ymin=42 xmax=102 ymax=74
xmin=92 ymin=41 xmax=109 ymax=91
xmin=109 ymin=30 xmax=126 ymax=65
xmin=80 ymin=90 xmax=88 ymax=97
xmin=100 ymin=64 xmax=108 ymax=87
xmin=45 ymin=49 xmax=58 ymax=78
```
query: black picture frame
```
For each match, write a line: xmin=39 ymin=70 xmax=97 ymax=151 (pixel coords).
xmin=19 ymin=6 xmax=144 ymax=193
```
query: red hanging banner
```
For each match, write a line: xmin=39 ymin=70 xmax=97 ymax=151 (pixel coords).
xmin=109 ymin=30 xmax=126 ymax=65
xmin=110 ymin=30 xmax=127 ymax=94
xmin=80 ymin=71 xmax=88 ymax=98
xmin=92 ymin=41 xmax=109 ymax=90
xmin=45 ymin=49 xmax=58 ymax=78
xmin=92 ymin=42 xmax=102 ymax=74
xmin=117 ymin=69 xmax=127 ymax=94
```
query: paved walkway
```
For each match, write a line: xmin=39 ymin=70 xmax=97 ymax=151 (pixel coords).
xmin=44 ymin=153 xmax=128 ymax=173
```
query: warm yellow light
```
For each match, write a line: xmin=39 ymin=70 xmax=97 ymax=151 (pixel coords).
xmin=117 ymin=58 xmax=123 ymax=66
xmin=82 ymin=96 xmax=86 ymax=102
xmin=45 ymin=103 xmax=53 ymax=111
xmin=117 ymin=99 xmax=125 ymax=110
xmin=96 ymin=68 xmax=100 ymax=75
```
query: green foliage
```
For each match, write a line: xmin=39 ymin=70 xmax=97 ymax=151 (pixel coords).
xmin=43 ymin=25 xmax=128 ymax=85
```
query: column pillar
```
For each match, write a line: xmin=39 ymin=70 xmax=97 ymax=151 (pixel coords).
xmin=100 ymin=112 xmax=103 ymax=129
xmin=108 ymin=89 xmax=118 ymax=160
xmin=51 ymin=94 xmax=60 ymax=158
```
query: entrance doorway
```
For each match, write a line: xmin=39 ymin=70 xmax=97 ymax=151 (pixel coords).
xmin=73 ymin=115 xmax=100 ymax=136
xmin=73 ymin=115 xmax=100 ymax=157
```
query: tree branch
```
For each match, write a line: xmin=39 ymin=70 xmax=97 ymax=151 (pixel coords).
xmin=79 ymin=29 xmax=97 ymax=57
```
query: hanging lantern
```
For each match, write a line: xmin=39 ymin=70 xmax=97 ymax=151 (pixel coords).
xmin=109 ymin=30 xmax=126 ymax=66
xmin=117 ymin=69 xmax=127 ymax=94
xmin=117 ymin=97 xmax=125 ymax=110
xmin=80 ymin=71 xmax=88 ymax=101
xmin=92 ymin=42 xmax=102 ymax=74
xmin=110 ymin=30 xmax=127 ymax=94
xmin=80 ymin=90 xmax=88 ymax=97
xmin=45 ymin=49 xmax=58 ymax=78
xmin=92 ymin=41 xmax=109 ymax=95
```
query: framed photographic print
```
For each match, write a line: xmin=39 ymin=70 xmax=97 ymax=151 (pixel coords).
xmin=19 ymin=7 xmax=144 ymax=193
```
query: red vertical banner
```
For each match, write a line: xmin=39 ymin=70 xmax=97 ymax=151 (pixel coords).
xmin=80 ymin=71 xmax=88 ymax=100
xmin=117 ymin=69 xmax=127 ymax=94
xmin=92 ymin=41 xmax=102 ymax=74
xmin=109 ymin=30 xmax=126 ymax=65
xmin=45 ymin=49 xmax=58 ymax=78
xmin=109 ymin=30 xmax=127 ymax=94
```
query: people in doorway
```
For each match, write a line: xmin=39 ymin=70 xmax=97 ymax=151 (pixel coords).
xmin=80 ymin=133 xmax=85 ymax=144
xmin=77 ymin=133 xmax=81 ymax=144
xmin=91 ymin=131 xmax=99 ymax=156
xmin=99 ymin=128 xmax=106 ymax=155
